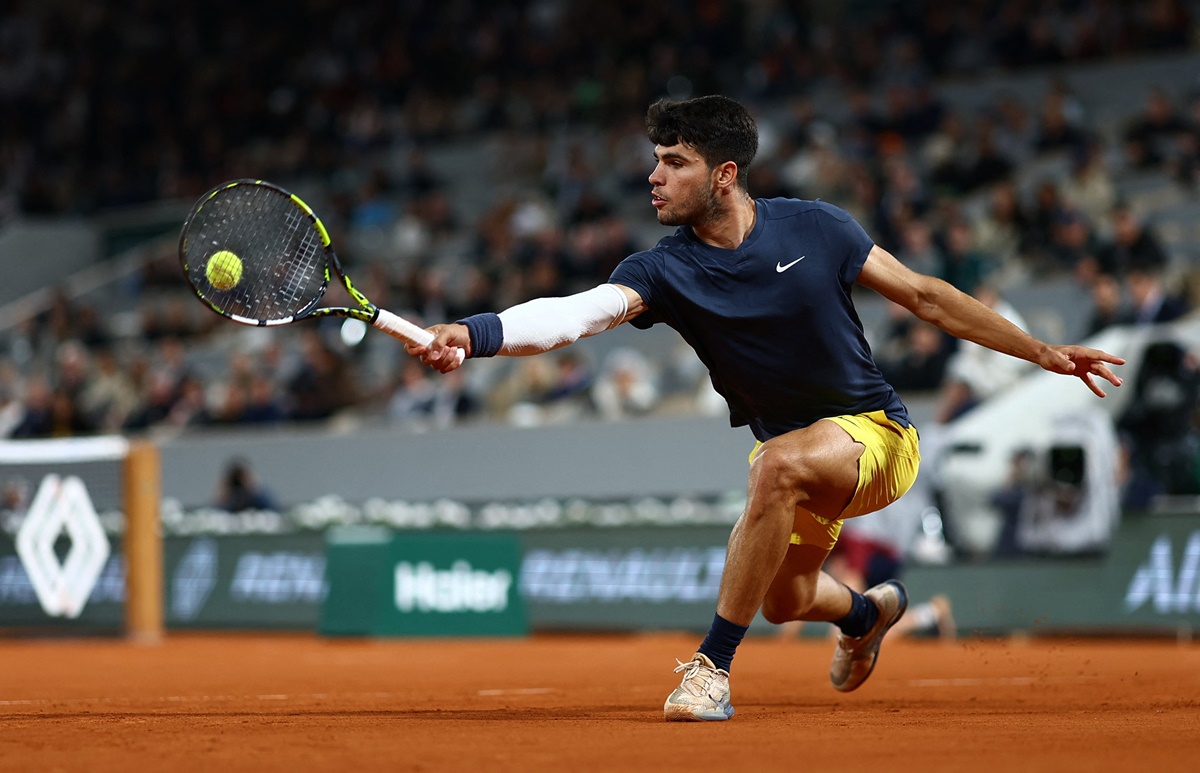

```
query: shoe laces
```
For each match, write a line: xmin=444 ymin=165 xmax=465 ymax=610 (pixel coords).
xmin=673 ymin=657 xmax=721 ymax=696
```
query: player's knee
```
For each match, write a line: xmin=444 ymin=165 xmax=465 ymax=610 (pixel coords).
xmin=760 ymin=601 xmax=789 ymax=625
xmin=755 ymin=442 xmax=818 ymax=497
xmin=761 ymin=586 xmax=817 ymax=624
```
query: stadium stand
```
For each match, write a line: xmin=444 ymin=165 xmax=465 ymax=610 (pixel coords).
xmin=1 ymin=1 xmax=1198 ymax=551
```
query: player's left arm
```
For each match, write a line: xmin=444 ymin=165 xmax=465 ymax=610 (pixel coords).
xmin=856 ymin=244 xmax=1125 ymax=397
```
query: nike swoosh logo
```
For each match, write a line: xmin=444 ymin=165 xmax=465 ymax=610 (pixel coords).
xmin=776 ymin=256 xmax=805 ymax=273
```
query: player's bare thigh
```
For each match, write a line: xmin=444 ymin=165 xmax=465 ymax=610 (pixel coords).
xmin=748 ymin=418 xmax=865 ymax=521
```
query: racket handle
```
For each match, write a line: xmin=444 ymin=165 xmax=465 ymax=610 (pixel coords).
xmin=373 ymin=308 xmax=466 ymax=366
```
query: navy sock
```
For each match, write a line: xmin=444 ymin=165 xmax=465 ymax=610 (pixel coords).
xmin=698 ymin=614 xmax=748 ymax=673
xmin=834 ymin=589 xmax=878 ymax=638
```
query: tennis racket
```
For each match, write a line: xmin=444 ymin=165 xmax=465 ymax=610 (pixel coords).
xmin=179 ymin=178 xmax=463 ymax=364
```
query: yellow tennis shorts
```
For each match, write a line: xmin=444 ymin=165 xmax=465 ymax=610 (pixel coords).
xmin=749 ymin=410 xmax=921 ymax=552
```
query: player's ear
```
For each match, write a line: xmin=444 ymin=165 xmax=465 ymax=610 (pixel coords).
xmin=713 ymin=161 xmax=739 ymax=191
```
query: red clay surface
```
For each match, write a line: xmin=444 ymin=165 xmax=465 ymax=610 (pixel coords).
xmin=2 ymin=632 xmax=1198 ymax=772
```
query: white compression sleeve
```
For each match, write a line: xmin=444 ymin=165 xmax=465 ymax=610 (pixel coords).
xmin=497 ymin=283 xmax=628 ymax=355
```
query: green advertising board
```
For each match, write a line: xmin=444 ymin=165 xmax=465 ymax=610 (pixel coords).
xmin=321 ymin=529 xmax=527 ymax=637
xmin=165 ymin=533 xmax=327 ymax=628
xmin=904 ymin=509 xmax=1200 ymax=634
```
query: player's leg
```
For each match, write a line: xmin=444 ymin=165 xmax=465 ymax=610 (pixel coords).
xmin=821 ymin=413 xmax=920 ymax=690
xmin=717 ymin=419 xmax=865 ymax=624
xmin=665 ymin=420 xmax=863 ymax=721
xmin=764 ymin=413 xmax=921 ymax=690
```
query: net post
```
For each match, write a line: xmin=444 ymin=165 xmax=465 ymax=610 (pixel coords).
xmin=123 ymin=439 xmax=163 ymax=644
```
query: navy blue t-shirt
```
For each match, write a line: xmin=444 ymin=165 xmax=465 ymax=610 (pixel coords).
xmin=609 ymin=197 xmax=909 ymax=441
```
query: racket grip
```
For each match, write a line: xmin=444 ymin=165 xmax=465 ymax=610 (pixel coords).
xmin=373 ymin=308 xmax=466 ymax=366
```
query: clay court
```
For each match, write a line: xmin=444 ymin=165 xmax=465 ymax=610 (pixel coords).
xmin=2 ymin=632 xmax=1197 ymax=772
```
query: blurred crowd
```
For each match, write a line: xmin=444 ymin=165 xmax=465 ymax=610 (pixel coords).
xmin=1 ymin=0 xmax=1195 ymax=218
xmin=1 ymin=0 xmax=1199 ymax=512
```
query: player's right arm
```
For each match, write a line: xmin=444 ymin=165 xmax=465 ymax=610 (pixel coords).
xmin=409 ymin=283 xmax=646 ymax=373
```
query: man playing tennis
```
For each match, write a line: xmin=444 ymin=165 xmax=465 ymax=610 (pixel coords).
xmin=408 ymin=95 xmax=1125 ymax=721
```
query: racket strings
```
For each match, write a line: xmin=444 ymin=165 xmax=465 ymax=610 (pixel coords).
xmin=182 ymin=184 xmax=328 ymax=322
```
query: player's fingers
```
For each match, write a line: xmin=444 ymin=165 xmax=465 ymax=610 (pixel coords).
xmin=1091 ymin=362 xmax=1123 ymax=387
xmin=1085 ymin=348 xmax=1126 ymax=366
xmin=431 ymin=353 xmax=461 ymax=373
xmin=430 ymin=326 xmax=462 ymax=350
xmin=1081 ymin=371 xmax=1106 ymax=398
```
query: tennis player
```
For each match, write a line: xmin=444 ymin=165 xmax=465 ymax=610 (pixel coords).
xmin=408 ymin=95 xmax=1125 ymax=721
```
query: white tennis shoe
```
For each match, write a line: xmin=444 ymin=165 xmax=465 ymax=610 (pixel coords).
xmin=830 ymin=580 xmax=908 ymax=692
xmin=663 ymin=652 xmax=734 ymax=721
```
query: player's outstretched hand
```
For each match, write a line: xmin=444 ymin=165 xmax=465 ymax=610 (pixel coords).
xmin=1037 ymin=344 xmax=1126 ymax=398
xmin=405 ymin=323 xmax=471 ymax=373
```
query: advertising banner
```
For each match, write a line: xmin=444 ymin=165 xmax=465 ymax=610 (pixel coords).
xmin=518 ymin=526 xmax=733 ymax=632
xmin=3 ymin=512 xmax=1198 ymax=636
xmin=321 ymin=530 xmax=527 ymax=637
xmin=904 ymin=510 xmax=1200 ymax=633
xmin=165 ymin=533 xmax=328 ymax=628
xmin=0 ymin=534 xmax=124 ymax=631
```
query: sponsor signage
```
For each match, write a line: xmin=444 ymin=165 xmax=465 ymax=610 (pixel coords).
xmin=0 ymin=544 xmax=124 ymax=629
xmin=321 ymin=530 xmax=527 ymax=637
xmin=15 ymin=475 xmax=111 ymax=618
xmin=519 ymin=527 xmax=734 ymax=631
xmin=1123 ymin=530 xmax=1200 ymax=615
xmin=164 ymin=534 xmax=328 ymax=628
xmin=4 ymin=512 xmax=1198 ymax=635
xmin=904 ymin=510 xmax=1200 ymax=633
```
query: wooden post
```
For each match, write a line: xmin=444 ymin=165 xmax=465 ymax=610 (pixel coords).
xmin=123 ymin=440 xmax=163 ymax=644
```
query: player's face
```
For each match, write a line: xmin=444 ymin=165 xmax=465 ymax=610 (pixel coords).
xmin=649 ymin=143 xmax=719 ymax=227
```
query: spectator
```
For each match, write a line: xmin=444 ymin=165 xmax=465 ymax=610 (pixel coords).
xmin=1034 ymin=88 xmax=1089 ymax=156
xmin=592 ymin=348 xmax=661 ymax=421
xmin=241 ymin=374 xmax=286 ymax=425
xmin=1020 ymin=180 xmax=1068 ymax=271
xmin=1060 ymin=140 xmax=1116 ymax=225
xmin=1086 ymin=273 xmax=1125 ymax=337
xmin=972 ymin=181 xmax=1027 ymax=267
xmin=935 ymin=284 xmax=1031 ymax=423
xmin=936 ymin=217 xmax=994 ymax=293
xmin=1092 ymin=204 xmax=1169 ymax=279
xmin=285 ymin=332 xmax=357 ymax=422
xmin=1123 ymin=87 xmax=1189 ymax=170
xmin=388 ymin=360 xmax=440 ymax=430
xmin=1121 ymin=266 xmax=1192 ymax=325
xmin=10 ymin=376 xmax=54 ymax=439
xmin=214 ymin=458 xmax=279 ymax=512
xmin=956 ymin=119 xmax=1014 ymax=192
xmin=878 ymin=319 xmax=953 ymax=393
xmin=1049 ymin=208 xmax=1099 ymax=279
xmin=0 ymin=383 xmax=21 ymax=439
xmin=78 ymin=348 xmax=139 ymax=432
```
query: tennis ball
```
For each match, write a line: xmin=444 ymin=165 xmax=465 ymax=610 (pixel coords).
xmin=206 ymin=250 xmax=243 ymax=291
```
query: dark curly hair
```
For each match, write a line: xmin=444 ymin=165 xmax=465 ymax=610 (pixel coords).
xmin=645 ymin=95 xmax=758 ymax=190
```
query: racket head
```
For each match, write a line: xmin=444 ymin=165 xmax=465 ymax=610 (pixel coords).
xmin=179 ymin=179 xmax=336 ymax=326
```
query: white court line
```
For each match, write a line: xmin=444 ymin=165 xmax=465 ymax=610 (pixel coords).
xmin=477 ymin=688 xmax=555 ymax=697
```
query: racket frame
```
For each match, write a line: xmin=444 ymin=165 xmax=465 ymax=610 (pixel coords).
xmin=180 ymin=178 xmax=375 ymax=327
xmin=180 ymin=179 xmax=463 ymax=362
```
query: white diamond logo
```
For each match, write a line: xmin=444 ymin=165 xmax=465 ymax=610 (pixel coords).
xmin=15 ymin=475 xmax=111 ymax=618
